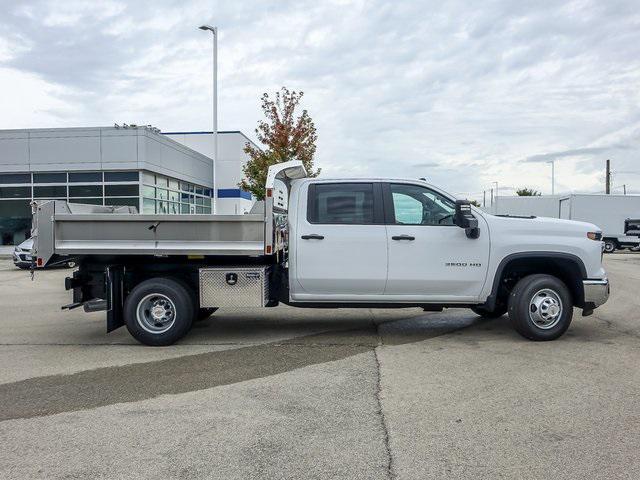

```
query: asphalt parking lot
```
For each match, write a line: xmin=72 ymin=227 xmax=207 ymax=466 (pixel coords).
xmin=0 ymin=255 xmax=638 ymax=479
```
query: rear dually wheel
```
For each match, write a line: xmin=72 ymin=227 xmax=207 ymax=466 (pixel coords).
xmin=124 ymin=278 xmax=195 ymax=346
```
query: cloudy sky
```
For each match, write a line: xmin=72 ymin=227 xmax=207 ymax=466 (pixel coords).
xmin=1 ymin=0 xmax=640 ymax=202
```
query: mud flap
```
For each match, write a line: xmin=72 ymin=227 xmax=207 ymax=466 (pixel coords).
xmin=106 ymin=266 xmax=125 ymax=333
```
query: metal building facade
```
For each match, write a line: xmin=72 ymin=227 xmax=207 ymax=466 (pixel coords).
xmin=0 ymin=126 xmax=217 ymax=245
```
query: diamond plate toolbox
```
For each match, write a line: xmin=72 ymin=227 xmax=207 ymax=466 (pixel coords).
xmin=199 ymin=266 xmax=269 ymax=308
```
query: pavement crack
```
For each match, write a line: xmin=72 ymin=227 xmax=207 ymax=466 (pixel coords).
xmin=372 ymin=308 xmax=395 ymax=480
xmin=373 ymin=347 xmax=394 ymax=480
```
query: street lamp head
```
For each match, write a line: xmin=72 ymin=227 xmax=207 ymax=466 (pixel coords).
xmin=199 ymin=25 xmax=216 ymax=33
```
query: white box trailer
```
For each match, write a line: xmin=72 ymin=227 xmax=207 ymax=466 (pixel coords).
xmin=489 ymin=194 xmax=640 ymax=252
xmin=487 ymin=195 xmax=564 ymax=217
xmin=559 ymin=194 xmax=640 ymax=252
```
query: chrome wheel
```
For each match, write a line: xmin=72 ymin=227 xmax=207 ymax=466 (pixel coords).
xmin=136 ymin=293 xmax=176 ymax=334
xmin=528 ymin=288 xmax=563 ymax=329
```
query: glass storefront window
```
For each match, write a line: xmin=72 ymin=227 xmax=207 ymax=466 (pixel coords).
xmin=142 ymin=172 xmax=155 ymax=185
xmin=69 ymin=185 xmax=102 ymax=197
xmin=104 ymin=171 xmax=138 ymax=182
xmin=143 ymin=198 xmax=155 ymax=214
xmin=105 ymin=197 xmax=139 ymax=208
xmin=0 ymin=187 xmax=31 ymax=199
xmin=69 ymin=198 xmax=103 ymax=205
xmin=142 ymin=186 xmax=155 ymax=198
xmin=69 ymin=172 xmax=102 ymax=183
xmin=168 ymin=190 xmax=179 ymax=202
xmin=156 ymin=188 xmax=168 ymax=200
xmin=0 ymin=200 xmax=31 ymax=245
xmin=0 ymin=173 xmax=31 ymax=184
xmin=156 ymin=175 xmax=169 ymax=187
xmin=33 ymin=172 xmax=66 ymax=183
xmin=105 ymin=184 xmax=139 ymax=197
xmin=34 ymin=185 xmax=67 ymax=197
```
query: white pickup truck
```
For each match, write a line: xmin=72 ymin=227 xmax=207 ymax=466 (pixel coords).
xmin=32 ymin=161 xmax=609 ymax=346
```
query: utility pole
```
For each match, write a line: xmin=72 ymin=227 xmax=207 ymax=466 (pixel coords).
xmin=605 ymin=159 xmax=611 ymax=194
xmin=483 ymin=190 xmax=486 ymax=207
xmin=623 ymin=184 xmax=626 ymax=195
xmin=199 ymin=25 xmax=218 ymax=213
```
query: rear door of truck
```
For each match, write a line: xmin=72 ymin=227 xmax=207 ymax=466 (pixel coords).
xmin=293 ymin=181 xmax=387 ymax=296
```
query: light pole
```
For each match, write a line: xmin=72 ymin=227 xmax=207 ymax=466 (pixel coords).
xmin=547 ymin=160 xmax=555 ymax=195
xmin=199 ymin=24 xmax=218 ymax=213
xmin=493 ymin=181 xmax=499 ymax=214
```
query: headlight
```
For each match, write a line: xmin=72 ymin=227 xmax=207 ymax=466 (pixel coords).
xmin=587 ymin=232 xmax=602 ymax=241
xmin=14 ymin=247 xmax=21 ymax=252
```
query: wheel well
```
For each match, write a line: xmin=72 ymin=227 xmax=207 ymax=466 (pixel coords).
xmin=492 ymin=255 xmax=585 ymax=308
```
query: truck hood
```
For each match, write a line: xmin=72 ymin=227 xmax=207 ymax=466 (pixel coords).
xmin=483 ymin=213 xmax=600 ymax=237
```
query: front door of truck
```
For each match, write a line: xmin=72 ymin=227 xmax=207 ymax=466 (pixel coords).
xmin=383 ymin=182 xmax=490 ymax=301
xmin=294 ymin=182 xmax=387 ymax=298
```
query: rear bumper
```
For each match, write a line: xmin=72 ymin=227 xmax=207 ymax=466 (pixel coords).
xmin=583 ymin=278 xmax=609 ymax=309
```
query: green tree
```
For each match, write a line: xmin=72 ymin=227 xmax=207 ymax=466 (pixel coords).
xmin=240 ymin=87 xmax=320 ymax=199
xmin=516 ymin=187 xmax=541 ymax=196
xmin=469 ymin=200 xmax=481 ymax=207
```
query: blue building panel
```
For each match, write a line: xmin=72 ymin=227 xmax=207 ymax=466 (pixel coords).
xmin=217 ymin=188 xmax=252 ymax=200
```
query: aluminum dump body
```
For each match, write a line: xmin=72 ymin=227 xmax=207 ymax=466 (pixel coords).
xmin=32 ymin=201 xmax=265 ymax=265
xmin=32 ymin=161 xmax=308 ymax=267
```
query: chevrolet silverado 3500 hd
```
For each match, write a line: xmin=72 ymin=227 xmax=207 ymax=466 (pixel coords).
xmin=32 ymin=161 xmax=609 ymax=346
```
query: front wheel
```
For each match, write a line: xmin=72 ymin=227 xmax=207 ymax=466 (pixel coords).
xmin=603 ymin=239 xmax=617 ymax=253
xmin=124 ymin=278 xmax=195 ymax=346
xmin=508 ymin=274 xmax=573 ymax=341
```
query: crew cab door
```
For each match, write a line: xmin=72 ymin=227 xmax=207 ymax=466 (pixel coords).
xmin=293 ymin=182 xmax=387 ymax=298
xmin=383 ymin=182 xmax=490 ymax=301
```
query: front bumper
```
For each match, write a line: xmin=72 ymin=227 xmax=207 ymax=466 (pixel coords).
xmin=12 ymin=251 xmax=32 ymax=266
xmin=583 ymin=278 xmax=609 ymax=309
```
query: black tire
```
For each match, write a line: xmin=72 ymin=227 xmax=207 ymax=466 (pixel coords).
xmin=603 ymin=239 xmax=616 ymax=253
xmin=197 ymin=307 xmax=218 ymax=321
xmin=124 ymin=278 xmax=195 ymax=346
xmin=508 ymin=274 xmax=573 ymax=341
xmin=471 ymin=304 xmax=507 ymax=318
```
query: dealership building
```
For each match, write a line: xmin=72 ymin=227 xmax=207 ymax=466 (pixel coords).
xmin=0 ymin=126 xmax=256 ymax=245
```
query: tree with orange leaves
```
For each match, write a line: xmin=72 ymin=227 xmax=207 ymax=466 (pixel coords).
xmin=240 ymin=87 xmax=320 ymax=199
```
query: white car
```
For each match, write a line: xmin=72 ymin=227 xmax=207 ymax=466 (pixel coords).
xmin=14 ymin=237 xmax=75 ymax=270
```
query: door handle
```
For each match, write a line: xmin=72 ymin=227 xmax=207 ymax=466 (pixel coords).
xmin=392 ymin=235 xmax=415 ymax=241
xmin=301 ymin=234 xmax=325 ymax=240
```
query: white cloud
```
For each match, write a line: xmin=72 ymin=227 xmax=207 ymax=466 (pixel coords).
xmin=1 ymin=0 xmax=640 ymax=197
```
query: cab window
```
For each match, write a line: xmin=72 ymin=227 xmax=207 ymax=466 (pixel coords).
xmin=390 ymin=183 xmax=456 ymax=225
xmin=307 ymin=183 xmax=375 ymax=224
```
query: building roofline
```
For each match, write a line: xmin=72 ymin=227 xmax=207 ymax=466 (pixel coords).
xmin=163 ymin=130 xmax=259 ymax=149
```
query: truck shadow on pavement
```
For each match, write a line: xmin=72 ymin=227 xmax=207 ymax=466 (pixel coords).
xmin=0 ymin=310 xmax=508 ymax=422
